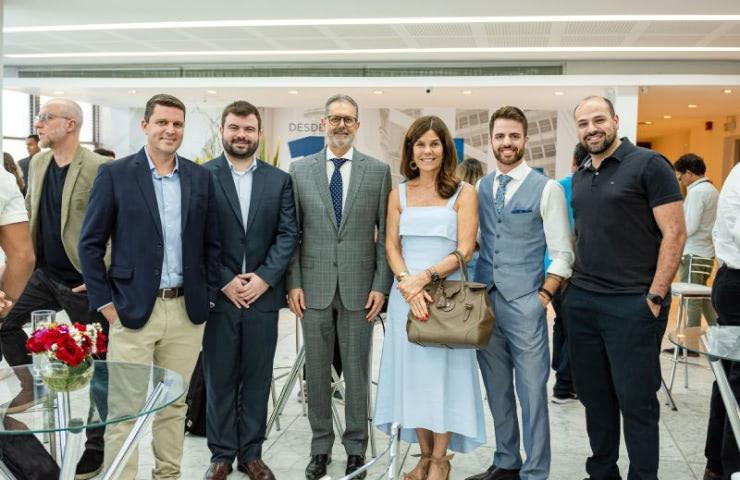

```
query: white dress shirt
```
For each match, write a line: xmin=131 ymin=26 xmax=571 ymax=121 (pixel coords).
xmin=226 ymin=154 xmax=258 ymax=273
xmin=490 ymin=162 xmax=575 ymax=279
xmin=683 ymin=177 xmax=719 ymax=258
xmin=713 ymin=164 xmax=740 ymax=269
xmin=326 ymin=146 xmax=353 ymax=210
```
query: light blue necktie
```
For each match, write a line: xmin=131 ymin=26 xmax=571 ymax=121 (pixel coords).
xmin=330 ymin=158 xmax=347 ymax=225
xmin=495 ymin=174 xmax=512 ymax=215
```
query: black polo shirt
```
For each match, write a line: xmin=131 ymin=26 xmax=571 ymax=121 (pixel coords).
xmin=37 ymin=159 xmax=83 ymax=287
xmin=570 ymin=138 xmax=682 ymax=294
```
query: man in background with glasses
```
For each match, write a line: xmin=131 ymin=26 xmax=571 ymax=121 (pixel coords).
xmin=287 ymin=94 xmax=391 ymax=479
xmin=0 ymin=98 xmax=109 ymax=479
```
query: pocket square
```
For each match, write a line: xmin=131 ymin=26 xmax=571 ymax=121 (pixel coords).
xmin=511 ymin=208 xmax=533 ymax=214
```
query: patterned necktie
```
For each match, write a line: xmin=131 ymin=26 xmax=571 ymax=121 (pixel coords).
xmin=330 ymin=158 xmax=348 ymax=225
xmin=495 ymin=174 xmax=512 ymax=215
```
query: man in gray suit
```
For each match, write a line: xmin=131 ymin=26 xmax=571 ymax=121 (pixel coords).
xmin=287 ymin=94 xmax=392 ymax=480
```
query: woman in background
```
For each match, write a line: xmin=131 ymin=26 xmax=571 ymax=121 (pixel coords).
xmin=455 ymin=157 xmax=486 ymax=278
xmin=3 ymin=153 xmax=25 ymax=194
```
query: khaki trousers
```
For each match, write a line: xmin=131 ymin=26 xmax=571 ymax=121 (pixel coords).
xmin=103 ymin=297 xmax=204 ymax=480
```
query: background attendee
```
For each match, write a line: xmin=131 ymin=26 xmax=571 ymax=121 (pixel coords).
xmin=79 ymin=94 xmax=220 ymax=480
xmin=564 ymin=96 xmax=685 ymax=480
xmin=17 ymin=134 xmax=40 ymax=192
xmin=287 ymin=94 xmax=392 ymax=479
xmin=468 ymin=106 xmax=573 ymax=480
xmin=548 ymin=143 xmax=588 ymax=405
xmin=0 ymin=98 xmax=108 ymax=479
xmin=2 ymin=153 xmax=25 ymax=195
xmin=375 ymin=116 xmax=484 ymax=480
xmin=456 ymin=157 xmax=486 ymax=277
xmin=202 ymin=101 xmax=298 ymax=480
xmin=703 ymin=162 xmax=740 ymax=480
xmin=674 ymin=153 xmax=719 ymax=328
xmin=93 ymin=147 xmax=116 ymax=160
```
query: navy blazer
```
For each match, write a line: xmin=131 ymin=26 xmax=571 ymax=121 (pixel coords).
xmin=79 ymin=147 xmax=221 ymax=329
xmin=203 ymin=155 xmax=298 ymax=313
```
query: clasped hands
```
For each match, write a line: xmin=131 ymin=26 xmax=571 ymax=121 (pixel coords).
xmin=222 ymin=273 xmax=269 ymax=309
xmin=397 ymin=273 xmax=433 ymax=322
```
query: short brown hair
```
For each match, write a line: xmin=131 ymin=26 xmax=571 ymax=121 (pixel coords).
xmin=144 ymin=94 xmax=186 ymax=122
xmin=489 ymin=106 xmax=528 ymax=137
xmin=401 ymin=115 xmax=460 ymax=199
xmin=221 ymin=100 xmax=262 ymax=130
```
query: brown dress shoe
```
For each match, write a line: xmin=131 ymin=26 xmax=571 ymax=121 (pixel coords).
xmin=238 ymin=458 xmax=276 ymax=480
xmin=204 ymin=462 xmax=233 ymax=480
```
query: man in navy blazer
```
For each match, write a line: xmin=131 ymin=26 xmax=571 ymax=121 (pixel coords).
xmin=79 ymin=94 xmax=220 ymax=479
xmin=201 ymin=101 xmax=298 ymax=480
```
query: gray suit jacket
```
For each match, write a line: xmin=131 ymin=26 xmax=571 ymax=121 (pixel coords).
xmin=287 ymin=148 xmax=392 ymax=311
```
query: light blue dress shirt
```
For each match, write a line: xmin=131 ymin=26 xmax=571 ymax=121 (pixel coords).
xmin=146 ymin=150 xmax=183 ymax=289
xmin=228 ymin=156 xmax=258 ymax=272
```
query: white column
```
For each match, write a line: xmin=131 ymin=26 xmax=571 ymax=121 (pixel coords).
xmin=555 ymin=110 xmax=578 ymax=179
xmin=610 ymin=86 xmax=639 ymax=144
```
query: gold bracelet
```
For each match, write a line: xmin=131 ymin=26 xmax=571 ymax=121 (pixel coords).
xmin=396 ymin=271 xmax=410 ymax=282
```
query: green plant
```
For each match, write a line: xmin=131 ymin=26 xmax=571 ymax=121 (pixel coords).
xmin=259 ymin=137 xmax=281 ymax=167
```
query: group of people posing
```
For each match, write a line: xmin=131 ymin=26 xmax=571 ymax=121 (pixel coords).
xmin=2 ymin=90 xmax=739 ymax=480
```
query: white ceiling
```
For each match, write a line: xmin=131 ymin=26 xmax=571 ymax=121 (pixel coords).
xmin=4 ymin=0 xmax=740 ymax=65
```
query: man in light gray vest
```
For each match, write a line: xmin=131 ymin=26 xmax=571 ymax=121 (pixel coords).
xmin=467 ymin=106 xmax=574 ymax=480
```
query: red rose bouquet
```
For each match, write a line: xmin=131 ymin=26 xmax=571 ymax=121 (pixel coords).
xmin=26 ymin=321 xmax=107 ymax=367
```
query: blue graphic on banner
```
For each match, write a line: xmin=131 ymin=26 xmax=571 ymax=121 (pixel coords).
xmin=454 ymin=138 xmax=464 ymax=163
xmin=288 ymin=136 xmax=325 ymax=159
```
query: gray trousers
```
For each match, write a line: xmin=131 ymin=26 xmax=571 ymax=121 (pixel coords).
xmin=302 ymin=290 xmax=372 ymax=456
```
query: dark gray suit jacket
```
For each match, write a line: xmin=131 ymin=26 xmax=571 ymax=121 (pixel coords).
xmin=204 ymin=155 xmax=299 ymax=313
xmin=287 ymin=148 xmax=392 ymax=311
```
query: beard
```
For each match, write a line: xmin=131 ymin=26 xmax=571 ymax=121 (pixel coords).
xmin=326 ymin=129 xmax=355 ymax=150
xmin=223 ymin=138 xmax=259 ymax=160
xmin=493 ymin=146 xmax=525 ymax=165
xmin=581 ymin=130 xmax=617 ymax=155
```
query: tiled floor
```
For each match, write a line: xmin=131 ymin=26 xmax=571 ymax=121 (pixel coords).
xmin=34 ymin=308 xmax=715 ymax=479
xmin=129 ymin=309 xmax=716 ymax=480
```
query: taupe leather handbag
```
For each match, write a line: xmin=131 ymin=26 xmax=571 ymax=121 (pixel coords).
xmin=406 ymin=250 xmax=495 ymax=349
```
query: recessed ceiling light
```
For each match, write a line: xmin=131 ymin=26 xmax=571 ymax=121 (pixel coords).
xmin=554 ymin=91 xmax=565 ymax=96
xmin=373 ymin=90 xmax=383 ymax=95
xmin=724 ymin=89 xmax=733 ymax=94
xmin=688 ymin=104 xmax=698 ymax=108
xmin=663 ymin=115 xmax=672 ymax=119
xmin=128 ymin=89 xmax=137 ymax=94
xmin=53 ymin=90 xmax=64 ymax=95
xmin=288 ymin=90 xmax=299 ymax=95
xmin=462 ymin=90 xmax=473 ymax=95
xmin=206 ymin=89 xmax=217 ymax=95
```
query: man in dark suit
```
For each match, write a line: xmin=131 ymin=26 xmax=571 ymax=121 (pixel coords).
xmin=201 ymin=101 xmax=298 ymax=480
xmin=17 ymin=134 xmax=40 ymax=196
xmin=79 ymin=94 xmax=220 ymax=479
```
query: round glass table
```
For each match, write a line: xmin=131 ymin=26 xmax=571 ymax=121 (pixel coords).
xmin=669 ymin=326 xmax=740 ymax=478
xmin=0 ymin=360 xmax=186 ymax=480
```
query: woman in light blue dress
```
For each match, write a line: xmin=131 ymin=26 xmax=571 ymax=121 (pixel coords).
xmin=374 ymin=116 xmax=486 ymax=480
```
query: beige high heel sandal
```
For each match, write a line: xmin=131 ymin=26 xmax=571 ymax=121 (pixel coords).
xmin=403 ymin=453 xmax=432 ymax=480
xmin=428 ymin=454 xmax=454 ymax=480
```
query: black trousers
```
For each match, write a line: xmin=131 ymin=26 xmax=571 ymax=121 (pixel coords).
xmin=202 ymin=306 xmax=278 ymax=463
xmin=563 ymin=285 xmax=669 ymax=480
xmin=0 ymin=268 xmax=107 ymax=453
xmin=705 ymin=266 xmax=740 ymax=478
xmin=551 ymin=290 xmax=574 ymax=396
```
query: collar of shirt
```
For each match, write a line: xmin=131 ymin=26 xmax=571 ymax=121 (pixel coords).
xmin=326 ymin=146 xmax=354 ymax=163
xmin=580 ymin=137 xmax=632 ymax=171
xmin=227 ymin=156 xmax=258 ymax=177
xmin=687 ymin=177 xmax=709 ymax=191
xmin=494 ymin=161 xmax=531 ymax=184
xmin=145 ymin=147 xmax=179 ymax=179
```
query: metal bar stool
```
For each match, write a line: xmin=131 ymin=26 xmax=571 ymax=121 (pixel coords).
xmin=668 ymin=255 xmax=714 ymax=391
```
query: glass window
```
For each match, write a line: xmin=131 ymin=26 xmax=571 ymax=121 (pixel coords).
xmin=531 ymin=146 xmax=544 ymax=159
xmin=3 ymin=138 xmax=29 ymax=162
xmin=3 ymin=90 xmax=31 ymax=138
xmin=543 ymin=144 xmax=556 ymax=157
xmin=529 ymin=122 xmax=539 ymax=135
xmin=459 ymin=117 xmax=469 ymax=129
xmin=479 ymin=111 xmax=488 ymax=124
xmin=538 ymin=119 xmax=552 ymax=133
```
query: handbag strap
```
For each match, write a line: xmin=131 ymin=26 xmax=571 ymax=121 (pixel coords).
xmin=453 ymin=249 xmax=468 ymax=282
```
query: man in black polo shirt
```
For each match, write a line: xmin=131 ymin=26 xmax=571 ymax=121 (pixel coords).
xmin=563 ymin=96 xmax=686 ymax=480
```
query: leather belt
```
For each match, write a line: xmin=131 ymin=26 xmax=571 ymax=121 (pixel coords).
xmin=157 ymin=287 xmax=184 ymax=299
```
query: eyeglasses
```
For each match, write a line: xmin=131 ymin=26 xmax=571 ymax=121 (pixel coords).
xmin=326 ymin=115 xmax=357 ymax=127
xmin=35 ymin=112 xmax=73 ymax=123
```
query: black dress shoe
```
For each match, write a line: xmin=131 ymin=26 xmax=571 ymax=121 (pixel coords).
xmin=465 ymin=464 xmax=520 ymax=480
xmin=305 ymin=454 xmax=331 ymax=480
xmin=75 ymin=449 xmax=104 ymax=479
xmin=346 ymin=455 xmax=366 ymax=479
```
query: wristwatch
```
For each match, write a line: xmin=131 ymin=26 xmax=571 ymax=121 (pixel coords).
xmin=647 ymin=293 xmax=664 ymax=306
